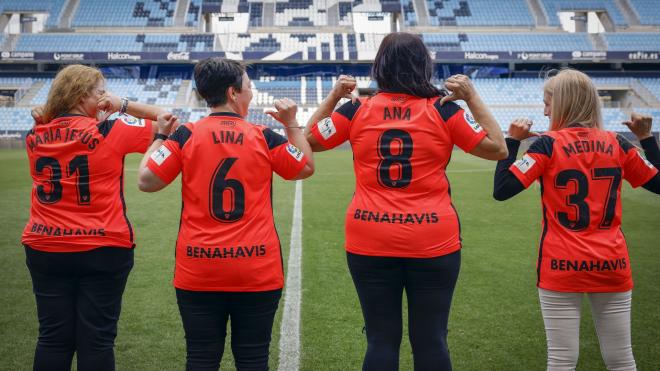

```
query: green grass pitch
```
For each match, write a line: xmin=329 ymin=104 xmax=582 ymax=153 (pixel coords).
xmin=1 ymin=148 xmax=659 ymax=370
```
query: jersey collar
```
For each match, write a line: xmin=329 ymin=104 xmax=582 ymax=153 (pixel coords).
xmin=209 ymin=112 xmax=242 ymax=119
xmin=56 ymin=113 xmax=87 ymax=118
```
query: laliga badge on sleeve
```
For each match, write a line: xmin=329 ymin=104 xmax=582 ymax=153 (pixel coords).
xmin=318 ymin=117 xmax=337 ymax=140
xmin=151 ymin=145 xmax=171 ymax=166
xmin=286 ymin=143 xmax=304 ymax=162
xmin=121 ymin=115 xmax=145 ymax=127
xmin=463 ymin=111 xmax=483 ymax=133
xmin=514 ymin=154 xmax=536 ymax=174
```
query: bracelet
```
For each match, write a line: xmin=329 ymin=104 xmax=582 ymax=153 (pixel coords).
xmin=119 ymin=97 xmax=129 ymax=115
xmin=154 ymin=133 xmax=168 ymax=141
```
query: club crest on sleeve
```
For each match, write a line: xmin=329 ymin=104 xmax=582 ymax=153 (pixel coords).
xmin=514 ymin=154 xmax=536 ymax=174
xmin=318 ymin=117 xmax=337 ymax=140
xmin=286 ymin=143 xmax=304 ymax=162
xmin=121 ymin=116 xmax=145 ymax=127
xmin=151 ymin=145 xmax=171 ymax=166
xmin=463 ymin=111 xmax=483 ymax=133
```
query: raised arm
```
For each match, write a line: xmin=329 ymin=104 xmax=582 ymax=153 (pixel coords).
xmin=97 ymin=94 xmax=168 ymax=134
xmin=493 ymin=118 xmax=540 ymax=201
xmin=304 ymin=75 xmax=357 ymax=152
xmin=441 ymin=74 xmax=507 ymax=160
xmin=137 ymin=112 xmax=179 ymax=192
xmin=266 ymin=98 xmax=314 ymax=179
xmin=624 ymin=112 xmax=660 ymax=194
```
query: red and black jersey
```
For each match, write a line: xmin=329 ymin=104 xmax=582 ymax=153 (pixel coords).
xmin=22 ymin=114 xmax=154 ymax=252
xmin=309 ymin=93 xmax=487 ymax=258
xmin=146 ymin=112 xmax=307 ymax=292
xmin=510 ymin=128 xmax=658 ymax=292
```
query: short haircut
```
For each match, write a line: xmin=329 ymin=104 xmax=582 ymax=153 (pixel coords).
xmin=544 ymin=69 xmax=603 ymax=131
xmin=194 ymin=58 xmax=245 ymax=107
xmin=371 ymin=32 xmax=442 ymax=98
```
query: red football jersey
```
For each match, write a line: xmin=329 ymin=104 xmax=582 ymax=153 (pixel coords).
xmin=509 ymin=127 xmax=658 ymax=292
xmin=22 ymin=114 xmax=154 ymax=252
xmin=146 ymin=112 xmax=307 ymax=292
xmin=310 ymin=93 xmax=487 ymax=258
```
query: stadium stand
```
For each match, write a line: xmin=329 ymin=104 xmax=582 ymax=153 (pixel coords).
xmin=24 ymin=78 xmax=182 ymax=106
xmin=72 ymin=0 xmax=176 ymax=27
xmin=7 ymin=31 xmax=603 ymax=54
xmin=3 ymin=75 xmax=660 ymax=135
xmin=539 ymin=0 xmax=628 ymax=27
xmin=14 ymin=33 xmax=214 ymax=52
xmin=424 ymin=0 xmax=535 ymax=27
xmin=249 ymin=2 xmax=264 ymax=27
xmin=339 ymin=2 xmax=354 ymax=26
xmin=470 ymin=79 xmax=544 ymax=105
xmin=422 ymin=33 xmax=594 ymax=52
xmin=0 ymin=0 xmax=67 ymax=28
xmin=628 ymin=0 xmax=660 ymax=25
xmin=186 ymin=0 xmax=203 ymax=27
xmin=274 ymin=0 xmax=329 ymax=27
xmin=1 ymin=0 xmax=659 ymax=139
xmin=639 ymin=79 xmax=660 ymax=101
xmin=0 ymin=108 xmax=34 ymax=132
xmin=603 ymin=33 xmax=660 ymax=51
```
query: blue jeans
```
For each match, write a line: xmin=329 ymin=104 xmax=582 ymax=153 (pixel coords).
xmin=175 ymin=288 xmax=282 ymax=371
xmin=347 ymin=250 xmax=461 ymax=371
xmin=25 ymin=245 xmax=134 ymax=371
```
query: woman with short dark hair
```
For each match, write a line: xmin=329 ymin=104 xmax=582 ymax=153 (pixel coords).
xmin=22 ymin=64 xmax=169 ymax=371
xmin=138 ymin=57 xmax=314 ymax=370
xmin=305 ymin=32 xmax=507 ymax=370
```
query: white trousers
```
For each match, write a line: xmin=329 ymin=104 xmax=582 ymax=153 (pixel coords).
xmin=538 ymin=288 xmax=637 ymax=371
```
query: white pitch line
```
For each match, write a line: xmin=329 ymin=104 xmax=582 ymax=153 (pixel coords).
xmin=278 ymin=180 xmax=303 ymax=371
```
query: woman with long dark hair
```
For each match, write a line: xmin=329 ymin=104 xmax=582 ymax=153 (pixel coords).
xmin=22 ymin=64 xmax=169 ymax=371
xmin=304 ymin=32 xmax=507 ymax=370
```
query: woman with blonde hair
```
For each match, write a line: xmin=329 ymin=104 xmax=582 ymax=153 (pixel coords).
xmin=22 ymin=64 xmax=172 ymax=371
xmin=493 ymin=68 xmax=660 ymax=370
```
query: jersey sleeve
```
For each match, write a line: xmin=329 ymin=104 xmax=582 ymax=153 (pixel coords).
xmin=98 ymin=115 xmax=153 ymax=155
xmin=617 ymin=135 xmax=659 ymax=188
xmin=262 ymin=128 xmax=308 ymax=180
xmin=433 ymin=100 xmax=487 ymax=153
xmin=508 ymin=135 xmax=554 ymax=188
xmin=146 ymin=125 xmax=192 ymax=184
xmin=309 ymin=99 xmax=361 ymax=150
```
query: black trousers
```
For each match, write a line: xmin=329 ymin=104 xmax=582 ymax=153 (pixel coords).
xmin=347 ymin=250 xmax=461 ymax=371
xmin=175 ymin=288 xmax=282 ymax=371
xmin=24 ymin=245 xmax=134 ymax=371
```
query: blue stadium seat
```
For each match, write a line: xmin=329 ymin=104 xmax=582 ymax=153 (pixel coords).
xmin=27 ymin=78 xmax=182 ymax=106
xmin=425 ymin=0 xmax=535 ymax=27
xmin=422 ymin=33 xmax=594 ymax=52
xmin=72 ymin=0 xmax=176 ymax=27
xmin=14 ymin=34 xmax=214 ymax=52
xmin=604 ymin=33 xmax=660 ymax=51
xmin=0 ymin=108 xmax=35 ymax=132
xmin=539 ymin=0 xmax=627 ymax=27
xmin=0 ymin=0 xmax=66 ymax=28
xmin=186 ymin=0 xmax=203 ymax=27
xmin=628 ymin=0 xmax=660 ymax=25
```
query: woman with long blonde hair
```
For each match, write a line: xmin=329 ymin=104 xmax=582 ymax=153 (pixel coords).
xmin=493 ymin=68 xmax=660 ymax=370
xmin=23 ymin=64 xmax=173 ymax=371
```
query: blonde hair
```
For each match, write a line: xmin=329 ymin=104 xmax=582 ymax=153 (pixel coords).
xmin=43 ymin=64 xmax=104 ymax=123
xmin=543 ymin=69 xmax=602 ymax=131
